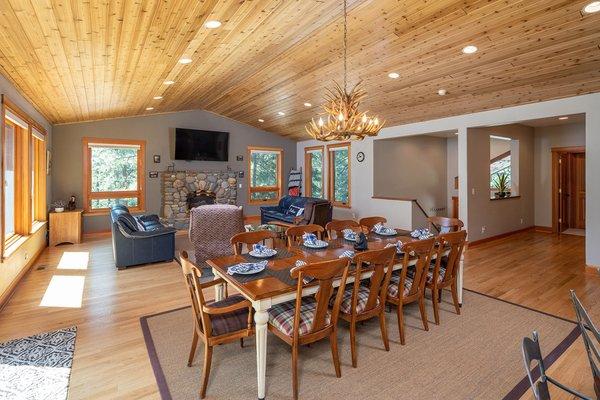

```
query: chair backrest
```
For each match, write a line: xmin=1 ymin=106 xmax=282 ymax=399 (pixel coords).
xmin=434 ymin=230 xmax=467 ymax=285
xmin=285 ymin=224 xmax=324 ymax=247
xmin=230 ymin=230 xmax=277 ymax=255
xmin=351 ymin=246 xmax=396 ymax=314
xmin=325 ymin=219 xmax=360 ymax=239
xmin=428 ymin=216 xmax=464 ymax=234
xmin=290 ymin=258 xmax=350 ymax=339
xmin=304 ymin=201 xmax=333 ymax=227
xmin=189 ymin=204 xmax=244 ymax=263
xmin=571 ymin=290 xmax=600 ymax=399
xmin=179 ymin=251 xmax=212 ymax=337
xmin=522 ymin=331 xmax=552 ymax=400
xmin=396 ymin=238 xmax=436 ymax=298
xmin=359 ymin=216 xmax=387 ymax=232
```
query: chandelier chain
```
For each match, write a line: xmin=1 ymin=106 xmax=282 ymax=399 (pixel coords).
xmin=343 ymin=0 xmax=347 ymax=93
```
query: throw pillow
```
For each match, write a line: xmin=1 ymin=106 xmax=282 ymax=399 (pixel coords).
xmin=288 ymin=205 xmax=304 ymax=217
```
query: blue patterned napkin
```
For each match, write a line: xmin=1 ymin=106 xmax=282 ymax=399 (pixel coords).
xmin=373 ymin=223 xmax=396 ymax=235
xmin=302 ymin=233 xmax=317 ymax=246
xmin=342 ymin=229 xmax=357 ymax=241
xmin=294 ymin=260 xmax=314 ymax=284
xmin=385 ymin=240 xmax=404 ymax=254
xmin=227 ymin=260 xmax=268 ymax=275
xmin=410 ymin=228 xmax=434 ymax=240
xmin=339 ymin=250 xmax=355 ymax=259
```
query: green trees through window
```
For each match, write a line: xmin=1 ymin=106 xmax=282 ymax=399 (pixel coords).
xmin=328 ymin=144 xmax=350 ymax=206
xmin=248 ymin=147 xmax=282 ymax=203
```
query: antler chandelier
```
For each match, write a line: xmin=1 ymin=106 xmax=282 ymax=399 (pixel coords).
xmin=305 ymin=0 xmax=384 ymax=141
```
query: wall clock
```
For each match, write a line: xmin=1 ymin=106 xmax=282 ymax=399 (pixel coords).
xmin=356 ymin=151 xmax=365 ymax=162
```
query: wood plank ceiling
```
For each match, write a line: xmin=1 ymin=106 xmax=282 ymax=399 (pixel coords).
xmin=0 ymin=0 xmax=599 ymax=140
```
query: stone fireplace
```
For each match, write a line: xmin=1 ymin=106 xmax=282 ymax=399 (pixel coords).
xmin=161 ymin=171 xmax=238 ymax=226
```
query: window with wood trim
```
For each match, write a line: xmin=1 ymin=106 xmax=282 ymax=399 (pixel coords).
xmin=327 ymin=143 xmax=351 ymax=207
xmin=304 ymin=146 xmax=324 ymax=198
xmin=83 ymin=138 xmax=146 ymax=213
xmin=248 ymin=146 xmax=283 ymax=204
xmin=31 ymin=128 xmax=47 ymax=226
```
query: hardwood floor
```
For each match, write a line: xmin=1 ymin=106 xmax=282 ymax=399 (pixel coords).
xmin=0 ymin=230 xmax=597 ymax=399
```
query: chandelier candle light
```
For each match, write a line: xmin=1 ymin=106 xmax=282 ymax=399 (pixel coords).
xmin=306 ymin=0 xmax=384 ymax=141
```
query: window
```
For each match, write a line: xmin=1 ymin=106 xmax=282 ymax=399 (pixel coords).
xmin=3 ymin=120 xmax=16 ymax=240
xmin=248 ymin=146 xmax=283 ymax=204
xmin=83 ymin=138 xmax=146 ymax=213
xmin=327 ymin=143 xmax=351 ymax=207
xmin=489 ymin=135 xmax=519 ymax=199
xmin=304 ymin=146 xmax=324 ymax=198
xmin=31 ymin=128 xmax=46 ymax=225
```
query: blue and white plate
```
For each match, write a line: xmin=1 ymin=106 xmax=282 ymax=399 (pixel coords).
xmin=227 ymin=261 xmax=268 ymax=275
xmin=343 ymin=232 xmax=358 ymax=242
xmin=374 ymin=227 xmax=397 ymax=236
xmin=303 ymin=239 xmax=329 ymax=249
xmin=249 ymin=248 xmax=277 ymax=258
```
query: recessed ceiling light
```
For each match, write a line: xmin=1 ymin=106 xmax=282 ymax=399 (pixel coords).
xmin=388 ymin=72 xmax=400 ymax=79
xmin=462 ymin=45 xmax=478 ymax=54
xmin=438 ymin=89 xmax=447 ymax=96
xmin=178 ymin=57 xmax=192 ymax=64
xmin=145 ymin=107 xmax=154 ymax=111
xmin=258 ymin=118 xmax=264 ymax=122
xmin=278 ymin=111 xmax=285 ymax=116
xmin=583 ymin=1 xmax=600 ymax=13
xmin=304 ymin=102 xmax=312 ymax=107
xmin=558 ymin=116 xmax=569 ymax=120
xmin=153 ymin=96 xmax=163 ymax=100
xmin=163 ymin=80 xmax=175 ymax=85
xmin=205 ymin=20 xmax=222 ymax=29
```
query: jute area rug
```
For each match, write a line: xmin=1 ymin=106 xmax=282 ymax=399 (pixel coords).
xmin=141 ymin=291 xmax=578 ymax=400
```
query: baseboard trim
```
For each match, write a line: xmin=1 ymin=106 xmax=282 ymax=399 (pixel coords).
xmin=534 ymin=225 xmax=553 ymax=233
xmin=82 ymin=231 xmax=111 ymax=239
xmin=468 ymin=227 xmax=533 ymax=247
xmin=585 ymin=265 xmax=600 ymax=275
xmin=0 ymin=243 xmax=46 ymax=312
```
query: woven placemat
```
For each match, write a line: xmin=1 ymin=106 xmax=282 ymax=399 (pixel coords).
xmin=241 ymin=247 xmax=296 ymax=262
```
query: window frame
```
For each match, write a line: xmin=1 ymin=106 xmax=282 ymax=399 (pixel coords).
xmin=31 ymin=129 xmax=47 ymax=227
xmin=327 ymin=142 xmax=351 ymax=208
xmin=304 ymin=145 xmax=324 ymax=198
xmin=247 ymin=146 xmax=283 ymax=206
xmin=82 ymin=137 xmax=146 ymax=214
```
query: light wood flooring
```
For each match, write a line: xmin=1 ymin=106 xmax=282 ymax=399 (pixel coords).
xmin=0 ymin=230 xmax=597 ymax=399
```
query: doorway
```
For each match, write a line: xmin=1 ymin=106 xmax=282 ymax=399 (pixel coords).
xmin=552 ymin=146 xmax=585 ymax=234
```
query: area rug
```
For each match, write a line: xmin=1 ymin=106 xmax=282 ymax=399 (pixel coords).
xmin=0 ymin=326 xmax=77 ymax=400
xmin=141 ymin=291 xmax=578 ymax=400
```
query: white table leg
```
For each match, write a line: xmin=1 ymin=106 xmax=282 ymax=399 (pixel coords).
xmin=457 ymin=253 xmax=464 ymax=305
xmin=212 ymin=268 xmax=225 ymax=301
xmin=253 ymin=300 xmax=270 ymax=399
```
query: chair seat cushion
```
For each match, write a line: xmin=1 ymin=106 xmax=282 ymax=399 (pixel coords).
xmin=331 ymin=285 xmax=380 ymax=314
xmin=208 ymin=295 xmax=250 ymax=336
xmin=268 ymin=297 xmax=330 ymax=337
xmin=427 ymin=266 xmax=447 ymax=285
xmin=387 ymin=273 xmax=414 ymax=298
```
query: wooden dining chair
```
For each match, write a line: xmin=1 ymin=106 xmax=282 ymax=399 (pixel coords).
xmin=325 ymin=219 xmax=360 ymax=239
xmin=230 ymin=230 xmax=277 ymax=255
xmin=358 ymin=216 xmax=387 ymax=232
xmin=385 ymin=238 xmax=435 ymax=345
xmin=179 ymin=251 xmax=254 ymax=399
xmin=427 ymin=230 xmax=467 ymax=324
xmin=427 ymin=216 xmax=464 ymax=234
xmin=285 ymin=224 xmax=324 ymax=247
xmin=268 ymin=258 xmax=350 ymax=400
xmin=334 ymin=246 xmax=396 ymax=367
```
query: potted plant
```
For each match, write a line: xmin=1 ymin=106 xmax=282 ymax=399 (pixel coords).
xmin=492 ymin=172 xmax=509 ymax=198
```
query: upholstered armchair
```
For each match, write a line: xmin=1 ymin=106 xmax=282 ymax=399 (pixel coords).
xmin=188 ymin=204 xmax=245 ymax=268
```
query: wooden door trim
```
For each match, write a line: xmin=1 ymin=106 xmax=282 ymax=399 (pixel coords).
xmin=551 ymin=147 xmax=585 ymax=233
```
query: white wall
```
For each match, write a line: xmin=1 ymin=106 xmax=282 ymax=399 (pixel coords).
xmin=297 ymin=92 xmax=600 ymax=268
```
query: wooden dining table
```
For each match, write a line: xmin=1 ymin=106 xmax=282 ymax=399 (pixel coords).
xmin=205 ymin=230 xmax=464 ymax=400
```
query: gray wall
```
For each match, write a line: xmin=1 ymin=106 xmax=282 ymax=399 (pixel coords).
xmin=373 ymin=135 xmax=448 ymax=217
xmin=533 ymin=122 xmax=585 ymax=228
xmin=52 ymin=110 xmax=297 ymax=232
xmin=446 ymin=136 xmax=458 ymax=216
xmin=467 ymin=124 xmax=535 ymax=242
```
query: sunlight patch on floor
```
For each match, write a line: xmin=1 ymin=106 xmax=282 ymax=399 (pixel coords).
xmin=57 ymin=251 xmax=90 ymax=270
xmin=40 ymin=276 xmax=85 ymax=308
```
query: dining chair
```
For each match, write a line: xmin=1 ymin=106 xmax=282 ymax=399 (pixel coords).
xmin=358 ymin=216 xmax=387 ymax=232
xmin=268 ymin=258 xmax=350 ymax=400
xmin=285 ymin=224 xmax=325 ymax=247
xmin=334 ymin=246 xmax=396 ymax=367
xmin=179 ymin=251 xmax=254 ymax=399
xmin=325 ymin=219 xmax=360 ymax=239
xmin=385 ymin=237 xmax=435 ymax=345
xmin=427 ymin=216 xmax=464 ymax=234
xmin=426 ymin=230 xmax=467 ymax=324
xmin=230 ymin=230 xmax=277 ymax=255
xmin=570 ymin=290 xmax=600 ymax=399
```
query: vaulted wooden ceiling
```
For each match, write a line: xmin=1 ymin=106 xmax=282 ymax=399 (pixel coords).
xmin=0 ymin=0 xmax=599 ymax=140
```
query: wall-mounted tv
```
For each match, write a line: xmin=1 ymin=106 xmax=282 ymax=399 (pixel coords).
xmin=174 ymin=128 xmax=229 ymax=161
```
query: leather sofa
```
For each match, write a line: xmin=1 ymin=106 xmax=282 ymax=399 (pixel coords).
xmin=260 ymin=195 xmax=332 ymax=227
xmin=110 ymin=205 xmax=177 ymax=269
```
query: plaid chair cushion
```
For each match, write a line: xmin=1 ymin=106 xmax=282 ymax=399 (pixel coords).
xmin=330 ymin=285 xmax=380 ymax=314
xmin=387 ymin=272 xmax=414 ymax=298
xmin=427 ymin=266 xmax=446 ymax=285
xmin=268 ymin=297 xmax=331 ymax=337
xmin=208 ymin=295 xmax=249 ymax=336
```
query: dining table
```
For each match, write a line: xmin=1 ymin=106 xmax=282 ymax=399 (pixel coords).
xmin=205 ymin=229 xmax=464 ymax=400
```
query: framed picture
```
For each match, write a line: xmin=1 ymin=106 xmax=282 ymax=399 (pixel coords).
xmin=46 ymin=150 xmax=52 ymax=175
xmin=236 ymin=155 xmax=243 ymax=161
xmin=149 ymin=171 xmax=159 ymax=178
xmin=153 ymin=154 xmax=161 ymax=163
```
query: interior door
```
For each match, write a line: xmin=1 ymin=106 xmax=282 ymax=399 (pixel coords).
xmin=571 ymin=153 xmax=586 ymax=229
xmin=558 ymin=153 xmax=569 ymax=232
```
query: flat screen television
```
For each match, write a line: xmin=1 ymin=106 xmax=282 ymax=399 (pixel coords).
xmin=174 ymin=128 xmax=229 ymax=161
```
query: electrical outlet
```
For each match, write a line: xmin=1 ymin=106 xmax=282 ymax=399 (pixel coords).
xmin=481 ymin=226 xmax=486 ymax=234
xmin=520 ymin=218 xmax=524 ymax=224
xmin=24 ymin=252 xmax=28 ymax=260
xmin=238 ymin=183 xmax=242 ymax=188
xmin=471 ymin=188 xmax=476 ymax=196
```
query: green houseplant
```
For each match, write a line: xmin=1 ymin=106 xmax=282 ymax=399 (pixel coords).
xmin=492 ymin=172 xmax=510 ymax=198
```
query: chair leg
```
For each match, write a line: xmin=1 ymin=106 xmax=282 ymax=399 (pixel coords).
xmin=349 ymin=320 xmax=358 ymax=368
xmin=240 ymin=338 xmax=244 ymax=348
xmin=330 ymin=329 xmax=342 ymax=378
xmin=438 ymin=288 xmax=443 ymax=303
xmin=432 ymin=287 xmax=440 ymax=325
xmin=292 ymin=343 xmax=299 ymax=400
xmin=379 ymin=309 xmax=390 ymax=351
xmin=187 ymin=331 xmax=199 ymax=367
xmin=396 ymin=303 xmax=406 ymax=345
xmin=418 ymin=295 xmax=429 ymax=331
xmin=451 ymin=283 xmax=461 ymax=315
xmin=200 ymin=343 xmax=213 ymax=399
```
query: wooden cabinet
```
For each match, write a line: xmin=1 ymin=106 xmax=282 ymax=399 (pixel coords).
xmin=49 ymin=209 xmax=83 ymax=246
